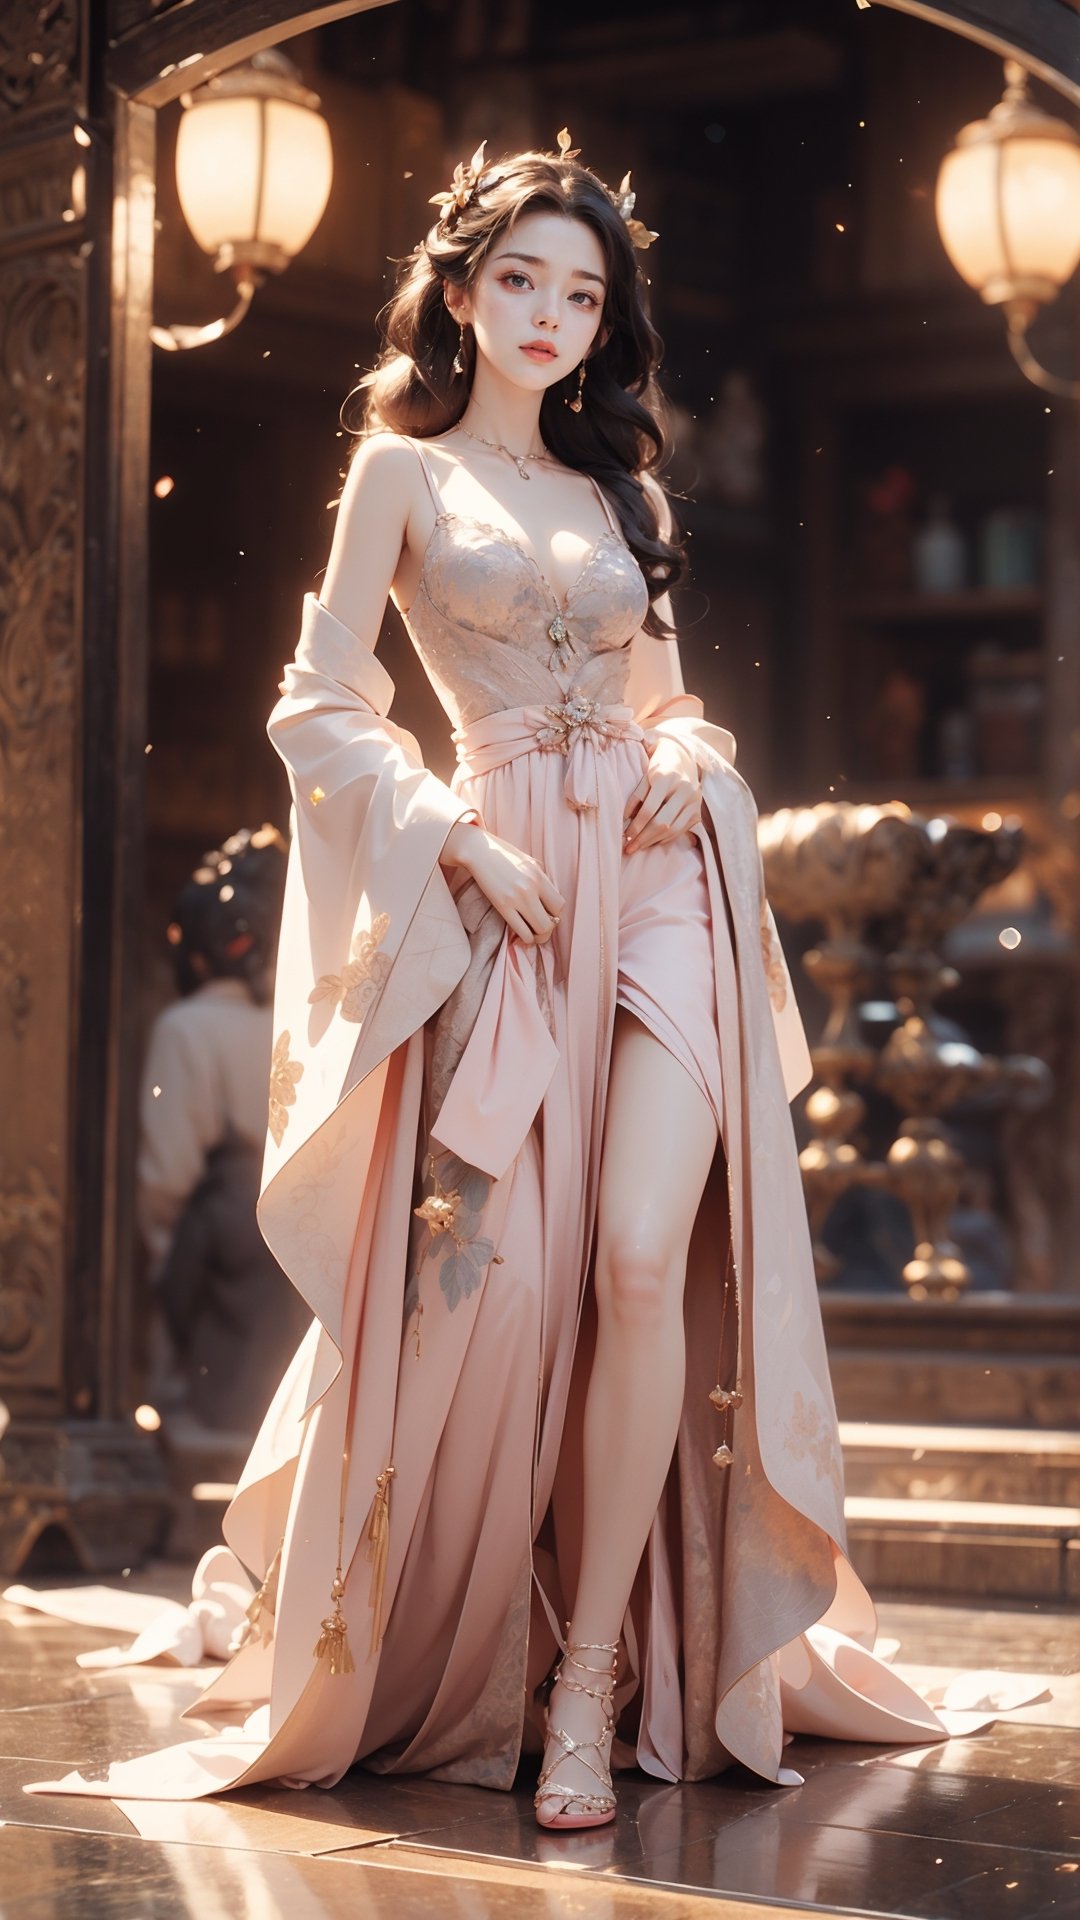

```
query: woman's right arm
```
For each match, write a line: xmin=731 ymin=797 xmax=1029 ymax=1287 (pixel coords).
xmin=316 ymin=434 xmax=563 ymax=945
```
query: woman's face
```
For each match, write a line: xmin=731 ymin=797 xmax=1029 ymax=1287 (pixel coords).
xmin=452 ymin=209 xmax=608 ymax=393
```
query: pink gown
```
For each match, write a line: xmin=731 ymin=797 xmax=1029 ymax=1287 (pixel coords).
xmin=26 ymin=437 xmax=981 ymax=1808
xmin=358 ymin=439 xmax=729 ymax=1779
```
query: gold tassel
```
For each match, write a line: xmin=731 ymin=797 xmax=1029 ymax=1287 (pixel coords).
xmin=232 ymin=1541 xmax=283 ymax=1651
xmin=366 ymin=1463 xmax=396 ymax=1657
xmin=312 ymin=1568 xmax=355 ymax=1676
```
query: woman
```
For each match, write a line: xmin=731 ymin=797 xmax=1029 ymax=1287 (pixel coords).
xmin=30 ymin=131 xmax=955 ymax=1831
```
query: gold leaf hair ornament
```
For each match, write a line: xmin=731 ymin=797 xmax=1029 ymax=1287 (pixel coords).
xmin=555 ymin=124 xmax=659 ymax=249
xmin=429 ymin=127 xmax=658 ymax=251
xmin=612 ymin=170 xmax=659 ymax=250
xmin=429 ymin=139 xmax=492 ymax=229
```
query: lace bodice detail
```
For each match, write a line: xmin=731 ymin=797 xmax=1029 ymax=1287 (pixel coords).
xmin=397 ymin=444 xmax=650 ymax=731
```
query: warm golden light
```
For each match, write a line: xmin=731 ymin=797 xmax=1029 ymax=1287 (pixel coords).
xmin=134 ymin=1404 xmax=161 ymax=1432
xmin=175 ymin=93 xmax=332 ymax=268
xmin=153 ymin=49 xmax=333 ymax=353
xmin=937 ymin=133 xmax=1080 ymax=308
xmin=935 ymin=62 xmax=1080 ymax=399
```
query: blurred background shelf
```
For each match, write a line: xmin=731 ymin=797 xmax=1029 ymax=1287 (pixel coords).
xmin=842 ymin=585 xmax=1044 ymax=623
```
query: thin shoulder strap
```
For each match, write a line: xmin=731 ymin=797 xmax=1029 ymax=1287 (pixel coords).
xmin=585 ymin=470 xmax=620 ymax=536
xmin=406 ymin=436 xmax=446 ymax=516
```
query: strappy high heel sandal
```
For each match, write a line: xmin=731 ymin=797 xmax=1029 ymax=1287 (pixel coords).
xmin=534 ymin=1632 xmax=619 ymax=1830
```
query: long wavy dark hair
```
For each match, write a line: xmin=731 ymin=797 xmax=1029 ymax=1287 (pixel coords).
xmin=342 ymin=143 xmax=685 ymax=638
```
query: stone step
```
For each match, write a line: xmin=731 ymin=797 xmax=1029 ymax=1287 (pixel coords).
xmin=840 ymin=1421 xmax=1080 ymax=1507
xmin=823 ymin=1294 xmax=1080 ymax=1430
xmin=844 ymin=1493 xmax=1080 ymax=1604
xmin=830 ymin=1350 xmax=1080 ymax=1428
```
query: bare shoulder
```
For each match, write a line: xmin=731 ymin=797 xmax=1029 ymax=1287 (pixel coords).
xmin=321 ymin=430 xmax=424 ymax=636
xmin=342 ymin=429 xmax=423 ymax=505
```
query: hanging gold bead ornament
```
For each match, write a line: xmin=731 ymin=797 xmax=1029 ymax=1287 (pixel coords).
xmin=709 ymin=1179 xmax=743 ymax=1472
xmin=312 ymin=1565 xmax=356 ymax=1676
xmin=452 ymin=322 xmax=466 ymax=376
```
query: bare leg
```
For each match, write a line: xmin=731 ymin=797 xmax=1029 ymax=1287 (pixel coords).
xmin=536 ymin=1009 xmax=718 ymax=1826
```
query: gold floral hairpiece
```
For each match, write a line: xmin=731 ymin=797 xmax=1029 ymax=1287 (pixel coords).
xmin=428 ymin=126 xmax=659 ymax=249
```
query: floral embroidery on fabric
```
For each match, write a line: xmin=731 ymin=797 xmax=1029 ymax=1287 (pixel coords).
xmin=309 ymin=912 xmax=392 ymax=1022
xmin=406 ymin=1151 xmax=501 ymax=1315
xmin=287 ymin=1119 xmax=350 ymax=1285
xmin=268 ymin=1031 xmax=304 ymax=1146
xmin=760 ymin=898 xmax=789 ymax=1013
xmin=782 ymin=1390 xmax=844 ymax=1501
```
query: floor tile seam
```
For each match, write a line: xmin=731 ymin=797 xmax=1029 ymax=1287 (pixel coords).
xmin=0 ymin=1803 xmax=504 ymax=1858
xmin=379 ymin=1833 xmax=906 ymax=1917
xmin=663 ymin=1808 xmax=1080 ymax=1865
xmin=0 ymin=1694 xmax=131 ymax=1715
xmin=322 ymin=1812 xmax=511 ymax=1843
xmin=0 ymin=1813 xmax=411 ymax=1864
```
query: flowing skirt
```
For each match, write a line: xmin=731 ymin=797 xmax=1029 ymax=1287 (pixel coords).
xmin=357 ymin=713 xmax=731 ymax=1785
xmin=29 ymin=704 xmax=984 ymax=1807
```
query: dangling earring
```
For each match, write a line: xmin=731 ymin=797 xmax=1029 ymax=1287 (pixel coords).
xmin=452 ymin=322 xmax=466 ymax=376
xmin=566 ymin=359 xmax=586 ymax=412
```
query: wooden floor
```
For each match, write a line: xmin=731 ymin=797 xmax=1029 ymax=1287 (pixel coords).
xmin=1 ymin=1567 xmax=1077 ymax=1918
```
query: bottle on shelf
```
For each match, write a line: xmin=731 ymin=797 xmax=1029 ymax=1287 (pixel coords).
xmin=977 ymin=507 xmax=1042 ymax=591
xmin=913 ymin=492 xmax=967 ymax=595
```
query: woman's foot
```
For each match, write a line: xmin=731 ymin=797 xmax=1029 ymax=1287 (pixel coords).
xmin=534 ymin=1634 xmax=618 ymax=1830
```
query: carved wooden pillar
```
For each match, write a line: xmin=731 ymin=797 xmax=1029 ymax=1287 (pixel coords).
xmin=0 ymin=1 xmax=168 ymax=1570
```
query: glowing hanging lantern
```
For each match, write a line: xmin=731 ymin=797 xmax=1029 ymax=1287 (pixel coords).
xmin=935 ymin=62 xmax=1080 ymax=398
xmin=154 ymin=49 xmax=333 ymax=351
xmin=175 ymin=51 xmax=332 ymax=274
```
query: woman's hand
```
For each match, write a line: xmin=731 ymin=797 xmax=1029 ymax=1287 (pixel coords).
xmin=623 ymin=738 xmax=702 ymax=853
xmin=441 ymin=822 xmax=564 ymax=946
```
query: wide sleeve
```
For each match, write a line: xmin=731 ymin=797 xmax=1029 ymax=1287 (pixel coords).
xmin=268 ymin=592 xmax=482 ymax=845
xmin=258 ymin=593 xmax=478 ymax=1212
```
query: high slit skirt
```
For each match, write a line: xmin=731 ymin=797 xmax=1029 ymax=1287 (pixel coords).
xmin=356 ymin=705 xmax=734 ymax=1785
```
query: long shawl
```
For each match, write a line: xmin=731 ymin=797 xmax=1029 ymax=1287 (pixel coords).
xmin=30 ymin=596 xmax=948 ymax=1804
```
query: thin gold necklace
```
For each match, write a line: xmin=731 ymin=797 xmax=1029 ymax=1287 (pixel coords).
xmin=459 ymin=422 xmax=554 ymax=481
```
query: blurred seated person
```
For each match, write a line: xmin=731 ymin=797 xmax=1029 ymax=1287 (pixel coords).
xmin=138 ymin=826 xmax=311 ymax=1435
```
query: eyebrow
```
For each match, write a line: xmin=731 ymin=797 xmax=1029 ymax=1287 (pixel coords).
xmin=493 ymin=249 xmax=606 ymax=287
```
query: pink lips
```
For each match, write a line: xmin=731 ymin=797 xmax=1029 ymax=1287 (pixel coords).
xmin=520 ymin=343 xmax=557 ymax=361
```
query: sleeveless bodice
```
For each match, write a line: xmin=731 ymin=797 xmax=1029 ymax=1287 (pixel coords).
xmin=398 ymin=443 xmax=650 ymax=731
